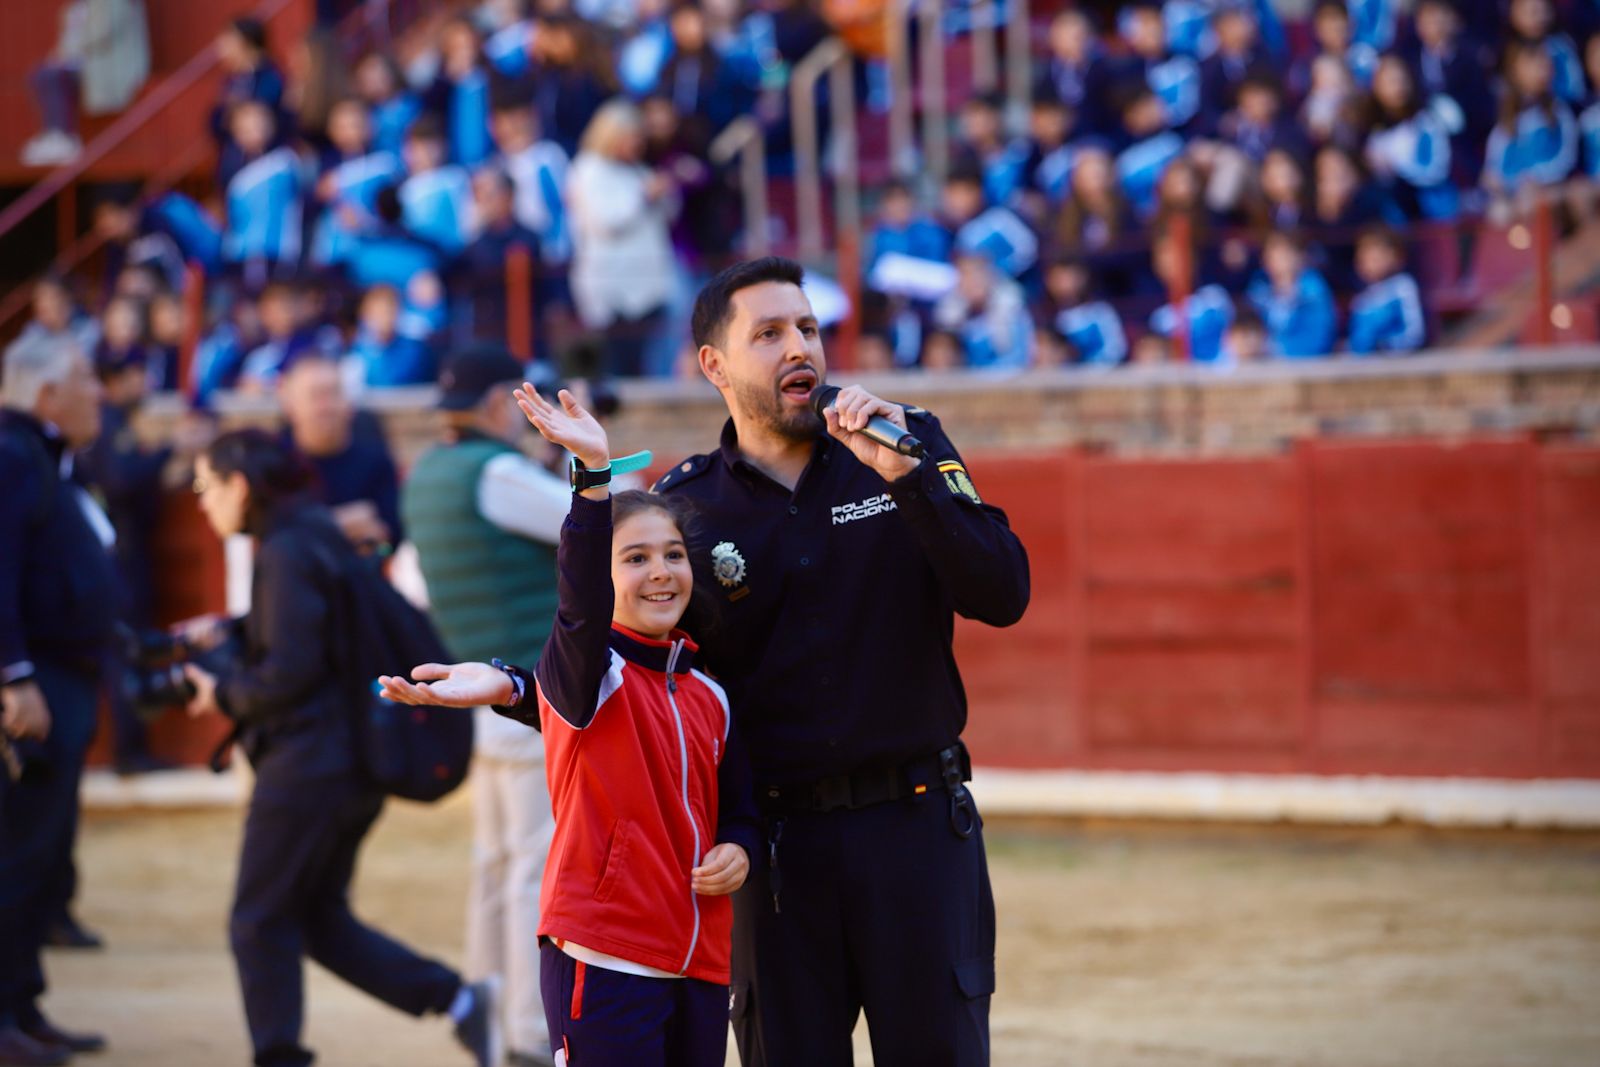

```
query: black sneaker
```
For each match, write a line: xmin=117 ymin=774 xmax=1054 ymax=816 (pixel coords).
xmin=452 ymin=978 xmax=502 ymax=1067
xmin=20 ymin=1012 xmax=106 ymax=1055
xmin=0 ymin=1025 xmax=69 ymax=1066
xmin=44 ymin=914 xmax=103 ymax=950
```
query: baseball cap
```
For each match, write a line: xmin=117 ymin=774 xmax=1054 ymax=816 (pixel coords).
xmin=437 ymin=345 xmax=527 ymax=411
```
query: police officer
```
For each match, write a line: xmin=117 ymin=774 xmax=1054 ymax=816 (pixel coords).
xmin=651 ymin=257 xmax=1031 ymax=1066
xmin=0 ymin=335 xmax=116 ymax=1065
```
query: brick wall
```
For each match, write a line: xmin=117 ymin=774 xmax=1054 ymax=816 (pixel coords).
xmin=135 ymin=345 xmax=1600 ymax=467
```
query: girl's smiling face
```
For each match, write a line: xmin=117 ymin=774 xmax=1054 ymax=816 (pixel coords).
xmin=612 ymin=509 xmax=693 ymax=641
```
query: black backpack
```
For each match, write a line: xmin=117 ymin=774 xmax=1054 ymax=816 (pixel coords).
xmin=312 ymin=536 xmax=474 ymax=803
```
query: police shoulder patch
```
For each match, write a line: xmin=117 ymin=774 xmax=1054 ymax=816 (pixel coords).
xmin=936 ymin=458 xmax=982 ymax=504
xmin=651 ymin=453 xmax=713 ymax=493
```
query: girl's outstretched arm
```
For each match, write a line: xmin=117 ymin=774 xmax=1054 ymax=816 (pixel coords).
xmin=513 ymin=382 xmax=620 ymax=730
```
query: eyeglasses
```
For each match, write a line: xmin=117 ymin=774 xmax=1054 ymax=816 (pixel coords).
xmin=191 ymin=477 xmax=210 ymax=496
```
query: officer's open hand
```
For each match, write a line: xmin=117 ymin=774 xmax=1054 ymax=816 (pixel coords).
xmin=822 ymin=385 xmax=921 ymax=483
xmin=691 ymin=843 xmax=749 ymax=896
xmin=377 ymin=662 xmax=514 ymax=708
xmin=1 ymin=681 xmax=52 ymax=741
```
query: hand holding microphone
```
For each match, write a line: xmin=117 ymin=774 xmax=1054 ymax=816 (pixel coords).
xmin=809 ymin=385 xmax=926 ymax=481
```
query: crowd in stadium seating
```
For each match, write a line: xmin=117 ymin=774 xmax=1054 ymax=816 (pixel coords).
xmin=14 ymin=0 xmax=1600 ymax=387
xmin=860 ymin=0 xmax=1600 ymax=369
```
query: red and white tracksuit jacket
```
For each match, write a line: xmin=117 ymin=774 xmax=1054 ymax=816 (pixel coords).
xmin=496 ymin=494 xmax=758 ymax=985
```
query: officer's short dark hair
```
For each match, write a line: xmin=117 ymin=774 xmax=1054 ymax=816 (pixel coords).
xmin=691 ymin=256 xmax=806 ymax=350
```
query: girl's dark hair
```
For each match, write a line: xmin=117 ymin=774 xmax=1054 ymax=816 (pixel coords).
xmin=202 ymin=428 xmax=315 ymax=535
xmin=612 ymin=489 xmax=698 ymax=543
xmin=1498 ymin=38 xmax=1557 ymax=131
xmin=1364 ymin=56 xmax=1422 ymax=129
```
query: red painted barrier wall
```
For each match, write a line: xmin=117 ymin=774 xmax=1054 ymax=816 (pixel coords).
xmin=957 ymin=438 xmax=1600 ymax=779
xmin=123 ymin=438 xmax=1600 ymax=780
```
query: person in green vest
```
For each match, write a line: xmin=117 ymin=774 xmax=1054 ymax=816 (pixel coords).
xmin=400 ymin=345 xmax=568 ymax=1067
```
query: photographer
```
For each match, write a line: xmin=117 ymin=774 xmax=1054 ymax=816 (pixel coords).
xmin=0 ymin=334 xmax=114 ymax=1065
xmin=180 ymin=429 xmax=498 ymax=1067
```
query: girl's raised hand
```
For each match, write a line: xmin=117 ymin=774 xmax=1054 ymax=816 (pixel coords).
xmin=513 ymin=383 xmax=609 ymax=470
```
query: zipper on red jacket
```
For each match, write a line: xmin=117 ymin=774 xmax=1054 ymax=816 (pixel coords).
xmin=665 ymin=637 xmax=703 ymax=975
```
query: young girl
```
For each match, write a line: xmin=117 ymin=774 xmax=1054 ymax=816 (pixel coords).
xmin=379 ymin=386 xmax=756 ymax=1067
xmin=1484 ymin=40 xmax=1581 ymax=197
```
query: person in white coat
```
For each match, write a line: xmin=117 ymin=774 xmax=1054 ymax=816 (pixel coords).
xmin=566 ymin=99 xmax=679 ymax=377
xmin=398 ymin=349 xmax=574 ymax=1067
xmin=23 ymin=0 xmax=149 ymax=166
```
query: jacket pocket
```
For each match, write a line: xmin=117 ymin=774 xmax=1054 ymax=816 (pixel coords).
xmin=953 ymin=956 xmax=996 ymax=1000
xmin=593 ymin=820 xmax=633 ymax=904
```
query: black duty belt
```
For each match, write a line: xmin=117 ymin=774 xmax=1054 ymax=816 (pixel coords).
xmin=759 ymin=742 xmax=972 ymax=815
xmin=759 ymin=743 xmax=978 ymax=914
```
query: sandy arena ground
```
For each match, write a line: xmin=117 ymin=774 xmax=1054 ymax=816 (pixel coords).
xmin=44 ymin=794 xmax=1600 ymax=1067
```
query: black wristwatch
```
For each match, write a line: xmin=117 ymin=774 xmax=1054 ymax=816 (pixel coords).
xmin=569 ymin=456 xmax=612 ymax=492
xmin=489 ymin=658 xmax=526 ymax=707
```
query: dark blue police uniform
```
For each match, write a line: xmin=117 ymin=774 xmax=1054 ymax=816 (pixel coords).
xmin=0 ymin=411 xmax=121 ymax=1036
xmin=78 ymin=400 xmax=172 ymax=766
xmin=653 ymin=406 xmax=1030 ymax=1067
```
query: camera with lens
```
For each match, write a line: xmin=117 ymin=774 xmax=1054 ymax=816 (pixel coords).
xmin=118 ymin=622 xmax=240 ymax=720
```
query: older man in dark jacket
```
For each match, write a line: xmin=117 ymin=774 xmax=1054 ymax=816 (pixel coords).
xmin=0 ymin=334 xmax=115 ymax=1065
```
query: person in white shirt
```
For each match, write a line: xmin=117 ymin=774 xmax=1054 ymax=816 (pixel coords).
xmin=566 ymin=100 xmax=679 ymax=377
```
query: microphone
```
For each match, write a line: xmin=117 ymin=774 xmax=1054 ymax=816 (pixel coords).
xmin=809 ymin=385 xmax=926 ymax=459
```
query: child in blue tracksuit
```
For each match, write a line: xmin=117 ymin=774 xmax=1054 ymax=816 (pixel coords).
xmin=932 ymin=253 xmax=1034 ymax=370
xmin=939 ymin=172 xmax=1039 ymax=280
xmin=425 ymin=17 xmax=494 ymax=169
xmin=952 ymin=95 xmax=1033 ymax=210
xmin=1040 ymin=256 xmax=1128 ymax=366
xmin=1484 ymin=40 xmax=1581 ymax=194
xmin=355 ymin=53 xmax=422 ymax=157
xmin=311 ymin=97 xmax=404 ymax=268
xmin=346 ymin=185 xmax=446 ymax=291
xmin=868 ymin=182 xmax=952 ymax=270
xmin=1119 ymin=2 xmax=1202 ymax=129
xmin=1148 ymin=235 xmax=1234 ymax=364
xmin=1507 ymin=0 xmax=1587 ymax=104
xmin=346 ymin=284 xmax=435 ymax=388
xmin=400 ymin=115 xmax=473 ymax=255
xmin=1347 ymin=226 xmax=1427 ymax=355
xmin=1114 ymin=87 xmax=1187 ymax=220
xmin=1246 ymin=232 xmax=1338 ymax=359
xmin=221 ymin=99 xmax=304 ymax=283
xmin=1364 ymin=55 xmax=1458 ymax=220
xmin=489 ymin=97 xmax=572 ymax=269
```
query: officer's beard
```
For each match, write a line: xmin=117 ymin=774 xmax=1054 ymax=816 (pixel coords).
xmin=731 ymin=375 xmax=824 ymax=445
